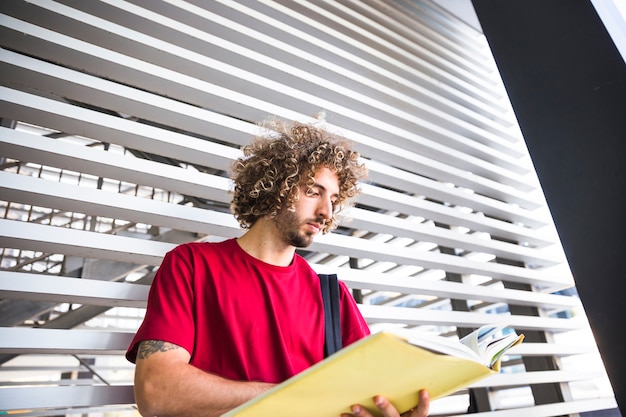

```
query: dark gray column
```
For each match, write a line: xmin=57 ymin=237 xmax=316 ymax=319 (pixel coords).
xmin=471 ymin=1 xmax=626 ymax=414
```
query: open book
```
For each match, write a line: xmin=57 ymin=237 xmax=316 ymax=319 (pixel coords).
xmin=404 ymin=324 xmax=525 ymax=372
xmin=222 ymin=324 xmax=524 ymax=417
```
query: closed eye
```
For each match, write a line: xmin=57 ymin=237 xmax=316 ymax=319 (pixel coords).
xmin=305 ymin=188 xmax=320 ymax=197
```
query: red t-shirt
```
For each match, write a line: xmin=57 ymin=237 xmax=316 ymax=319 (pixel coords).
xmin=126 ymin=238 xmax=370 ymax=383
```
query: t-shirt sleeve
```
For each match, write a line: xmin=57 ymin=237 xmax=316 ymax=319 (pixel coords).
xmin=338 ymin=280 xmax=371 ymax=347
xmin=126 ymin=245 xmax=197 ymax=363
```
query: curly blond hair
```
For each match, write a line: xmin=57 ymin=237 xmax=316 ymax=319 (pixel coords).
xmin=230 ymin=117 xmax=367 ymax=233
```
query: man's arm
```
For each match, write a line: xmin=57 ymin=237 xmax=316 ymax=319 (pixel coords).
xmin=133 ymin=340 xmax=275 ymax=417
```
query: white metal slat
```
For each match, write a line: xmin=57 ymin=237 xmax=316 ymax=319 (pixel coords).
xmin=0 ymin=100 xmax=544 ymax=236
xmin=0 ymin=219 xmax=173 ymax=266
xmin=0 ymin=87 xmax=240 ymax=172
xmin=0 ymin=174 xmax=568 ymax=298
xmin=0 ymin=6 xmax=528 ymax=188
xmin=261 ymin=0 xmax=509 ymax=113
xmin=351 ymin=0 xmax=494 ymax=75
xmin=0 ymin=176 xmax=569 ymax=309
xmin=271 ymin=0 xmax=527 ymax=155
xmin=345 ymin=207 xmax=562 ymax=268
xmin=2 ymin=45 xmax=528 ymax=229
xmin=345 ymin=130 xmax=540 ymax=205
xmin=0 ymin=385 xmax=135 ymax=411
xmin=0 ymin=12 xmax=296 ymax=127
xmin=1 ymin=6 xmax=533 ymax=184
xmin=62 ymin=0 xmax=521 ymax=154
xmin=0 ymin=378 xmax=133 ymax=386
xmin=0 ymin=327 xmax=134 ymax=354
xmin=157 ymin=0 xmax=529 ymax=168
xmin=382 ymin=0 xmax=496 ymax=72
xmin=507 ymin=342 xmax=597 ymax=357
xmin=0 ymin=48 xmax=256 ymax=148
xmin=0 ymin=129 xmax=554 ymax=254
xmin=0 ymin=175 xmax=580 ymax=376
xmin=0 ymin=3 xmax=564 ymax=300
xmin=0 ymin=387 xmax=616 ymax=417
xmin=0 ymin=170 xmax=240 ymax=238
xmin=364 ymin=158 xmax=546 ymax=223
xmin=0 ymin=48 xmax=532 ymax=206
xmin=312 ymin=233 xmax=573 ymax=289
xmin=444 ymin=398 xmax=618 ymax=417
xmin=1 ymin=137 xmax=537 ymax=252
xmin=0 ymin=208 xmax=569 ymax=290
xmin=472 ymin=369 xmax=609 ymax=389
xmin=0 ymin=127 xmax=234 ymax=202
xmin=328 ymin=1 xmax=491 ymax=78
xmin=0 ymin=272 xmax=148 ymax=307
xmin=0 ymin=169 xmax=573 ymax=305
xmin=353 ymin=129 xmax=535 ymax=192
xmin=357 ymin=305 xmax=582 ymax=332
xmin=0 ymin=47 xmax=541 ymax=212
xmin=311 ymin=265 xmax=579 ymax=310
xmin=148 ymin=0 xmax=517 ymax=131
xmin=0 ymin=169 xmax=556 ymax=267
xmin=357 ymin=183 xmax=557 ymax=249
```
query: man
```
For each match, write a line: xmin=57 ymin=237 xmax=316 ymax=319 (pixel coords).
xmin=126 ymin=117 xmax=430 ymax=417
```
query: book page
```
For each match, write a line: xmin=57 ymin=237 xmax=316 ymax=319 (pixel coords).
xmin=386 ymin=329 xmax=483 ymax=364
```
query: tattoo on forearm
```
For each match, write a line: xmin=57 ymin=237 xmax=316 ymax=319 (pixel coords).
xmin=137 ymin=340 xmax=181 ymax=359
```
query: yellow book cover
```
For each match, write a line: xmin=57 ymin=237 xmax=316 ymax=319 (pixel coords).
xmin=222 ymin=327 xmax=524 ymax=417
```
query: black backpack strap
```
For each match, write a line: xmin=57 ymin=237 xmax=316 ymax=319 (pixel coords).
xmin=319 ymin=273 xmax=342 ymax=357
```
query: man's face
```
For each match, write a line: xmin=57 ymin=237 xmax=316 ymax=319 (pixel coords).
xmin=274 ymin=167 xmax=340 ymax=248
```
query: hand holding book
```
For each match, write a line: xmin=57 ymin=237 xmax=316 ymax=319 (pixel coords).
xmin=223 ymin=324 xmax=525 ymax=417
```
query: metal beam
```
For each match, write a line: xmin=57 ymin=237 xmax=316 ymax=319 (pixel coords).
xmin=0 ymin=385 xmax=135 ymax=411
xmin=0 ymin=272 xmax=148 ymax=307
xmin=0 ymin=328 xmax=134 ymax=354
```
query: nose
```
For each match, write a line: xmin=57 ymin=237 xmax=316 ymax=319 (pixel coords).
xmin=317 ymin=197 xmax=333 ymax=221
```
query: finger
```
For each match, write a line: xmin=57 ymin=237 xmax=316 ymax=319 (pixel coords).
xmin=411 ymin=390 xmax=430 ymax=417
xmin=341 ymin=404 xmax=375 ymax=417
xmin=373 ymin=395 xmax=402 ymax=417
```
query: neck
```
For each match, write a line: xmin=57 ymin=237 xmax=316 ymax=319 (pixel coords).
xmin=236 ymin=218 xmax=296 ymax=267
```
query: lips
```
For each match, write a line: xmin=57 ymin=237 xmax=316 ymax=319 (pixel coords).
xmin=307 ymin=223 xmax=321 ymax=233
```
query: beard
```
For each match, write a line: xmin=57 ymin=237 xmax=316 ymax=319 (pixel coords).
xmin=274 ymin=208 xmax=320 ymax=248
